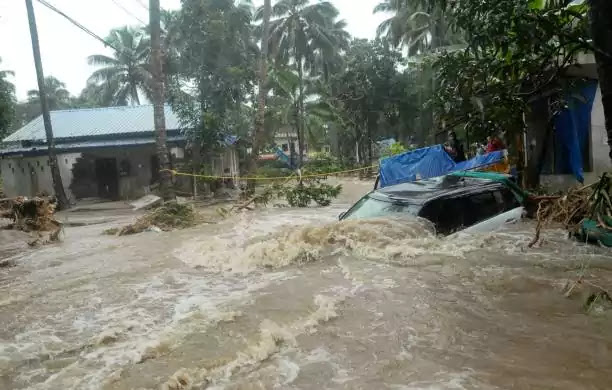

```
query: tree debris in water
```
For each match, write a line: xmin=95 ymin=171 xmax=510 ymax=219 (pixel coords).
xmin=113 ymin=202 xmax=197 ymax=236
xmin=563 ymin=276 xmax=612 ymax=313
xmin=229 ymin=179 xmax=342 ymax=215
xmin=529 ymin=173 xmax=612 ymax=247
xmin=0 ymin=196 xmax=62 ymax=245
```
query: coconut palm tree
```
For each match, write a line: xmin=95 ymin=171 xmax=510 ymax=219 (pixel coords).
xmin=87 ymin=26 xmax=151 ymax=105
xmin=26 ymin=76 xmax=71 ymax=111
xmin=374 ymin=0 xmax=461 ymax=54
xmin=255 ymin=0 xmax=346 ymax=166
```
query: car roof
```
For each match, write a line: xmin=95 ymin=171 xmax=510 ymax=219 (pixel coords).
xmin=371 ymin=174 xmax=505 ymax=205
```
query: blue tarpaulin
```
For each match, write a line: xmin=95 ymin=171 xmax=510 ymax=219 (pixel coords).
xmin=275 ymin=147 xmax=295 ymax=169
xmin=553 ymin=81 xmax=598 ymax=183
xmin=455 ymin=150 xmax=505 ymax=171
xmin=379 ymin=145 xmax=505 ymax=188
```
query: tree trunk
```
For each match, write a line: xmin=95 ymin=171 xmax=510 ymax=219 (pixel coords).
xmin=296 ymin=55 xmax=305 ymax=168
xmin=589 ymin=0 xmax=612 ymax=161
xmin=249 ymin=0 xmax=271 ymax=184
xmin=367 ymin=120 xmax=373 ymax=166
xmin=25 ymin=0 xmax=69 ymax=209
xmin=523 ymin=99 xmax=550 ymax=189
xmin=150 ymin=0 xmax=174 ymax=200
xmin=192 ymin=137 xmax=201 ymax=197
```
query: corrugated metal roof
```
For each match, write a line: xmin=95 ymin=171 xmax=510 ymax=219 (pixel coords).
xmin=0 ymin=135 xmax=186 ymax=156
xmin=3 ymin=105 xmax=183 ymax=143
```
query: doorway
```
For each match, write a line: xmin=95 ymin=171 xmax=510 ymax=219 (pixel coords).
xmin=95 ymin=158 xmax=119 ymax=199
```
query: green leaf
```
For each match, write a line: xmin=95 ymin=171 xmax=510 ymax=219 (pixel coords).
xmin=566 ymin=0 xmax=587 ymax=14
xmin=529 ymin=0 xmax=546 ymax=10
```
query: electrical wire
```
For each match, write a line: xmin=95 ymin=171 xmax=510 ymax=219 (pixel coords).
xmin=35 ymin=0 xmax=120 ymax=51
xmin=109 ymin=0 xmax=147 ymax=25
xmin=133 ymin=0 xmax=149 ymax=11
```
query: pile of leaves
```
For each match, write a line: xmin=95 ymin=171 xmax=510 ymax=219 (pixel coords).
xmin=588 ymin=173 xmax=612 ymax=230
xmin=530 ymin=173 xmax=612 ymax=246
xmin=0 ymin=196 xmax=62 ymax=245
xmin=0 ymin=196 xmax=61 ymax=231
xmin=116 ymin=202 xmax=197 ymax=236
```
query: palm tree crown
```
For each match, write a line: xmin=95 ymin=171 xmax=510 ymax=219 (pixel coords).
xmin=374 ymin=0 xmax=461 ymax=54
xmin=26 ymin=76 xmax=71 ymax=111
xmin=87 ymin=26 xmax=151 ymax=106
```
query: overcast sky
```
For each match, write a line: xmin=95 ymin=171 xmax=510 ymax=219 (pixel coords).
xmin=0 ymin=0 xmax=386 ymax=100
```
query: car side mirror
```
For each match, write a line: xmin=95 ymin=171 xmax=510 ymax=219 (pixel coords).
xmin=338 ymin=212 xmax=345 ymax=220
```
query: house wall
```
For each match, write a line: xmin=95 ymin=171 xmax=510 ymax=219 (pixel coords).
xmin=70 ymin=146 xmax=161 ymax=200
xmin=540 ymin=85 xmax=611 ymax=191
xmin=0 ymin=154 xmax=79 ymax=199
xmin=210 ymin=148 xmax=239 ymax=178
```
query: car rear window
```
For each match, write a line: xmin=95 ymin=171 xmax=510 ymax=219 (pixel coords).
xmin=342 ymin=195 xmax=420 ymax=220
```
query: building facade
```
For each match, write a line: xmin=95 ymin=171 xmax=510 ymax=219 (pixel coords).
xmin=0 ymin=105 xmax=239 ymax=200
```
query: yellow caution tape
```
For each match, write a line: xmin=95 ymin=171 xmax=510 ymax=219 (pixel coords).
xmin=161 ymin=165 xmax=378 ymax=181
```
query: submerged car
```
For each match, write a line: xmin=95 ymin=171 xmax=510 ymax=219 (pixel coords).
xmin=340 ymin=171 xmax=526 ymax=235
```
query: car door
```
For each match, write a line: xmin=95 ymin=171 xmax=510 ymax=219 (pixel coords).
xmin=418 ymin=197 xmax=468 ymax=235
xmin=461 ymin=188 xmax=523 ymax=234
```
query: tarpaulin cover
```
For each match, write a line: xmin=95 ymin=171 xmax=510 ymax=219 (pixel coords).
xmin=554 ymin=81 xmax=598 ymax=183
xmin=454 ymin=150 xmax=505 ymax=171
xmin=379 ymin=145 xmax=505 ymax=188
xmin=275 ymin=147 xmax=295 ymax=169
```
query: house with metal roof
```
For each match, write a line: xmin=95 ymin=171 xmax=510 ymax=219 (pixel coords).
xmin=0 ymin=105 xmax=240 ymax=200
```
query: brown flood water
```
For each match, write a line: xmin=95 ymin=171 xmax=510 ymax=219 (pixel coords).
xmin=1 ymin=179 xmax=612 ymax=390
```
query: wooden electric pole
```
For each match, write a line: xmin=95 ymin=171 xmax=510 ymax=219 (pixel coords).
xmin=150 ymin=0 xmax=174 ymax=199
xmin=25 ymin=0 xmax=69 ymax=209
xmin=249 ymin=0 xmax=272 ymax=186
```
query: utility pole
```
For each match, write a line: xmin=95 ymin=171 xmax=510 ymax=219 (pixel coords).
xmin=150 ymin=0 xmax=174 ymax=199
xmin=25 ymin=0 xmax=69 ymax=209
xmin=249 ymin=0 xmax=272 ymax=186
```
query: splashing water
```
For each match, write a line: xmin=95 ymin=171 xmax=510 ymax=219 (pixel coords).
xmin=1 ymin=183 xmax=612 ymax=390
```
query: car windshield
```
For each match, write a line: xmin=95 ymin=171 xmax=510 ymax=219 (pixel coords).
xmin=342 ymin=195 xmax=420 ymax=220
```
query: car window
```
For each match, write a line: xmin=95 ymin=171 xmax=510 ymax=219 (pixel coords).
xmin=418 ymin=198 xmax=467 ymax=235
xmin=342 ymin=195 xmax=420 ymax=220
xmin=463 ymin=192 xmax=499 ymax=227
xmin=420 ymin=189 xmax=515 ymax=235
xmin=497 ymin=188 xmax=521 ymax=211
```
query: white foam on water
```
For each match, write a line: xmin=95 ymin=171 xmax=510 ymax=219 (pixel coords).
xmin=198 ymin=290 xmax=349 ymax=388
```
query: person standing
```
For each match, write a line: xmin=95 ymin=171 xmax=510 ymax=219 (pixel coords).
xmin=445 ymin=131 xmax=466 ymax=162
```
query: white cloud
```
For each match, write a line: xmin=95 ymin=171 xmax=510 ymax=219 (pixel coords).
xmin=0 ymin=0 xmax=386 ymax=100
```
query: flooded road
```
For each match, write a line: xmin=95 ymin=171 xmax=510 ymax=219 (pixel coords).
xmin=1 ymin=179 xmax=612 ymax=389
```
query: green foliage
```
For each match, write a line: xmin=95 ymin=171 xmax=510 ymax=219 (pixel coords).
xmin=431 ymin=0 xmax=591 ymax=142
xmin=303 ymin=154 xmax=343 ymax=175
xmin=319 ymin=39 xmax=417 ymax=163
xmin=382 ymin=142 xmax=407 ymax=157
xmin=0 ymin=57 xmax=15 ymax=138
xmin=118 ymin=202 xmax=197 ymax=235
xmin=374 ymin=0 xmax=464 ymax=53
xmin=167 ymin=0 xmax=256 ymax=156
xmin=86 ymin=27 xmax=151 ymax=106
xmin=256 ymin=0 xmax=348 ymax=166
xmin=284 ymin=182 xmax=342 ymax=207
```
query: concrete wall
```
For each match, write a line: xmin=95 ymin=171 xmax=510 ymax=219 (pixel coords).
xmin=70 ymin=146 xmax=160 ymax=200
xmin=540 ymin=85 xmax=611 ymax=191
xmin=0 ymin=154 xmax=79 ymax=199
xmin=210 ymin=148 xmax=239 ymax=178
xmin=590 ymin=86 xmax=610 ymax=175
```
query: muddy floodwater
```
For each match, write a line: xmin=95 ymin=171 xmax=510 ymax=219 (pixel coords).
xmin=1 ymin=180 xmax=612 ymax=390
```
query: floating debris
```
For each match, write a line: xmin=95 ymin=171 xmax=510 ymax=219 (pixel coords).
xmin=115 ymin=202 xmax=197 ymax=236
xmin=0 ymin=196 xmax=62 ymax=245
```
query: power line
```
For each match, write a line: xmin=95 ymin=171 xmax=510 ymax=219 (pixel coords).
xmin=110 ymin=0 xmax=147 ymax=25
xmin=35 ymin=0 xmax=120 ymax=51
xmin=133 ymin=0 xmax=149 ymax=11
